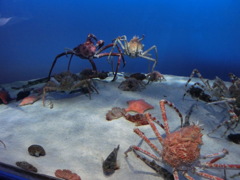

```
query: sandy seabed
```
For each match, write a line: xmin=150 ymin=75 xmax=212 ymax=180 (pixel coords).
xmin=0 ymin=73 xmax=240 ymax=180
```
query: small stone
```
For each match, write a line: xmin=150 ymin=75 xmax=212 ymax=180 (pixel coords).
xmin=16 ymin=161 xmax=38 ymax=173
xmin=28 ymin=144 xmax=46 ymax=157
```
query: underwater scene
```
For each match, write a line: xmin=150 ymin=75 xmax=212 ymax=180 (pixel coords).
xmin=0 ymin=0 xmax=240 ymax=180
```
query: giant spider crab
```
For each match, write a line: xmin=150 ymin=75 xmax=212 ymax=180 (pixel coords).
xmin=184 ymin=69 xmax=231 ymax=101
xmin=184 ymin=69 xmax=240 ymax=135
xmin=125 ymin=99 xmax=240 ymax=180
xmin=108 ymin=35 xmax=158 ymax=73
xmin=48 ymin=34 xmax=125 ymax=81
xmin=43 ymin=71 xmax=98 ymax=106
xmin=207 ymin=73 xmax=240 ymax=135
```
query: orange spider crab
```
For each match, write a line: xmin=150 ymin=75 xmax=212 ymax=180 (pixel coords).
xmin=125 ymin=99 xmax=240 ymax=180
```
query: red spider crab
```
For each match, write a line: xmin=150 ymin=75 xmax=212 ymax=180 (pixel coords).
xmin=125 ymin=99 xmax=240 ymax=180
xmin=48 ymin=34 xmax=125 ymax=81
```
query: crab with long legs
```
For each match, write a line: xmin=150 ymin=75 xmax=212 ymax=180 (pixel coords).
xmin=125 ymin=99 xmax=240 ymax=180
xmin=43 ymin=71 xmax=99 ymax=106
xmin=48 ymin=34 xmax=125 ymax=81
xmin=108 ymin=35 xmax=158 ymax=74
xmin=184 ymin=69 xmax=240 ymax=136
xmin=207 ymin=73 xmax=240 ymax=136
xmin=185 ymin=69 xmax=230 ymax=100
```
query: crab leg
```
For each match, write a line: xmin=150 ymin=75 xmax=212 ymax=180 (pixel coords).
xmin=207 ymin=109 xmax=238 ymax=136
xmin=182 ymin=172 xmax=194 ymax=180
xmin=97 ymin=52 xmax=124 ymax=81
xmin=132 ymin=128 xmax=162 ymax=156
xmin=173 ymin=170 xmax=179 ymax=180
xmin=201 ymin=149 xmax=228 ymax=160
xmin=185 ymin=69 xmax=212 ymax=90
xmin=202 ymin=163 xmax=240 ymax=169
xmin=145 ymin=113 xmax=164 ymax=145
xmin=160 ymin=100 xmax=183 ymax=134
xmin=48 ymin=51 xmax=75 ymax=80
xmin=207 ymin=98 xmax=236 ymax=105
xmin=139 ymin=45 xmax=158 ymax=71
xmin=124 ymin=145 xmax=161 ymax=161
xmin=194 ymin=171 xmax=224 ymax=180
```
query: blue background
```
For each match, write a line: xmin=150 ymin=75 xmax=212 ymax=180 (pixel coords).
xmin=0 ymin=0 xmax=240 ymax=83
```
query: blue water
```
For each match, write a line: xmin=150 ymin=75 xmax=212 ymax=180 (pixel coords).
xmin=0 ymin=0 xmax=240 ymax=83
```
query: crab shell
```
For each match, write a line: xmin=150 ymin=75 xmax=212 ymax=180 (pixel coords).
xmin=162 ymin=125 xmax=203 ymax=169
xmin=127 ymin=36 xmax=144 ymax=55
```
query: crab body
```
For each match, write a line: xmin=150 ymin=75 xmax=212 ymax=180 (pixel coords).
xmin=73 ymin=37 xmax=100 ymax=59
xmin=108 ymin=35 xmax=158 ymax=72
xmin=127 ymin=36 xmax=144 ymax=57
xmin=162 ymin=125 xmax=203 ymax=169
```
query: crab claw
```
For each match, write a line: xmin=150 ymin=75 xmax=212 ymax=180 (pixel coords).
xmin=96 ymin=40 xmax=104 ymax=49
xmin=87 ymin=33 xmax=97 ymax=42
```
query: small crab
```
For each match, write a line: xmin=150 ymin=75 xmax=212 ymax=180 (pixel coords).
xmin=146 ymin=71 xmax=166 ymax=84
xmin=108 ymin=35 xmax=158 ymax=77
xmin=42 ymin=71 xmax=98 ymax=106
xmin=118 ymin=78 xmax=146 ymax=91
xmin=125 ymin=99 xmax=240 ymax=180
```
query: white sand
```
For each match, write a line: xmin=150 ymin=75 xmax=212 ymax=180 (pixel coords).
xmin=0 ymin=73 xmax=240 ymax=180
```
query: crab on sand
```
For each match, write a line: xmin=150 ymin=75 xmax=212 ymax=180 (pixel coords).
xmin=42 ymin=71 xmax=98 ymax=106
xmin=125 ymin=99 xmax=240 ymax=180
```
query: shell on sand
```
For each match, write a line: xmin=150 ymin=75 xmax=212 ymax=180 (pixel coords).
xmin=18 ymin=95 xmax=40 ymax=106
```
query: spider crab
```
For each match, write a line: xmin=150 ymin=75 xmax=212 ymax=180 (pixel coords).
xmin=108 ymin=35 xmax=158 ymax=73
xmin=48 ymin=34 xmax=125 ymax=81
xmin=125 ymin=99 xmax=240 ymax=180
xmin=185 ymin=69 xmax=239 ymax=135
xmin=185 ymin=69 xmax=230 ymax=101
xmin=43 ymin=71 xmax=98 ymax=106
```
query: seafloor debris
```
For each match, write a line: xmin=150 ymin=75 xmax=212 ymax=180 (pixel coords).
xmin=55 ymin=169 xmax=81 ymax=180
xmin=15 ymin=161 xmax=38 ymax=173
xmin=79 ymin=68 xmax=109 ymax=80
xmin=124 ymin=113 xmax=156 ymax=126
xmin=28 ymin=144 xmax=46 ymax=157
xmin=106 ymin=107 xmax=126 ymax=121
xmin=102 ymin=145 xmax=120 ymax=176
xmin=11 ymin=77 xmax=48 ymax=90
xmin=124 ymin=72 xmax=146 ymax=81
xmin=18 ymin=95 xmax=41 ymax=106
xmin=97 ymin=71 xmax=109 ymax=79
xmin=227 ymin=133 xmax=240 ymax=144
xmin=0 ymin=88 xmax=12 ymax=104
xmin=16 ymin=89 xmax=31 ymax=101
xmin=125 ymin=99 xmax=154 ymax=114
xmin=0 ymin=140 xmax=6 ymax=149
xmin=118 ymin=78 xmax=145 ymax=91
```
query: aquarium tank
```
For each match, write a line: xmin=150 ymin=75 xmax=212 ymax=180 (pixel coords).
xmin=0 ymin=0 xmax=240 ymax=83
xmin=1 ymin=1 xmax=240 ymax=180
